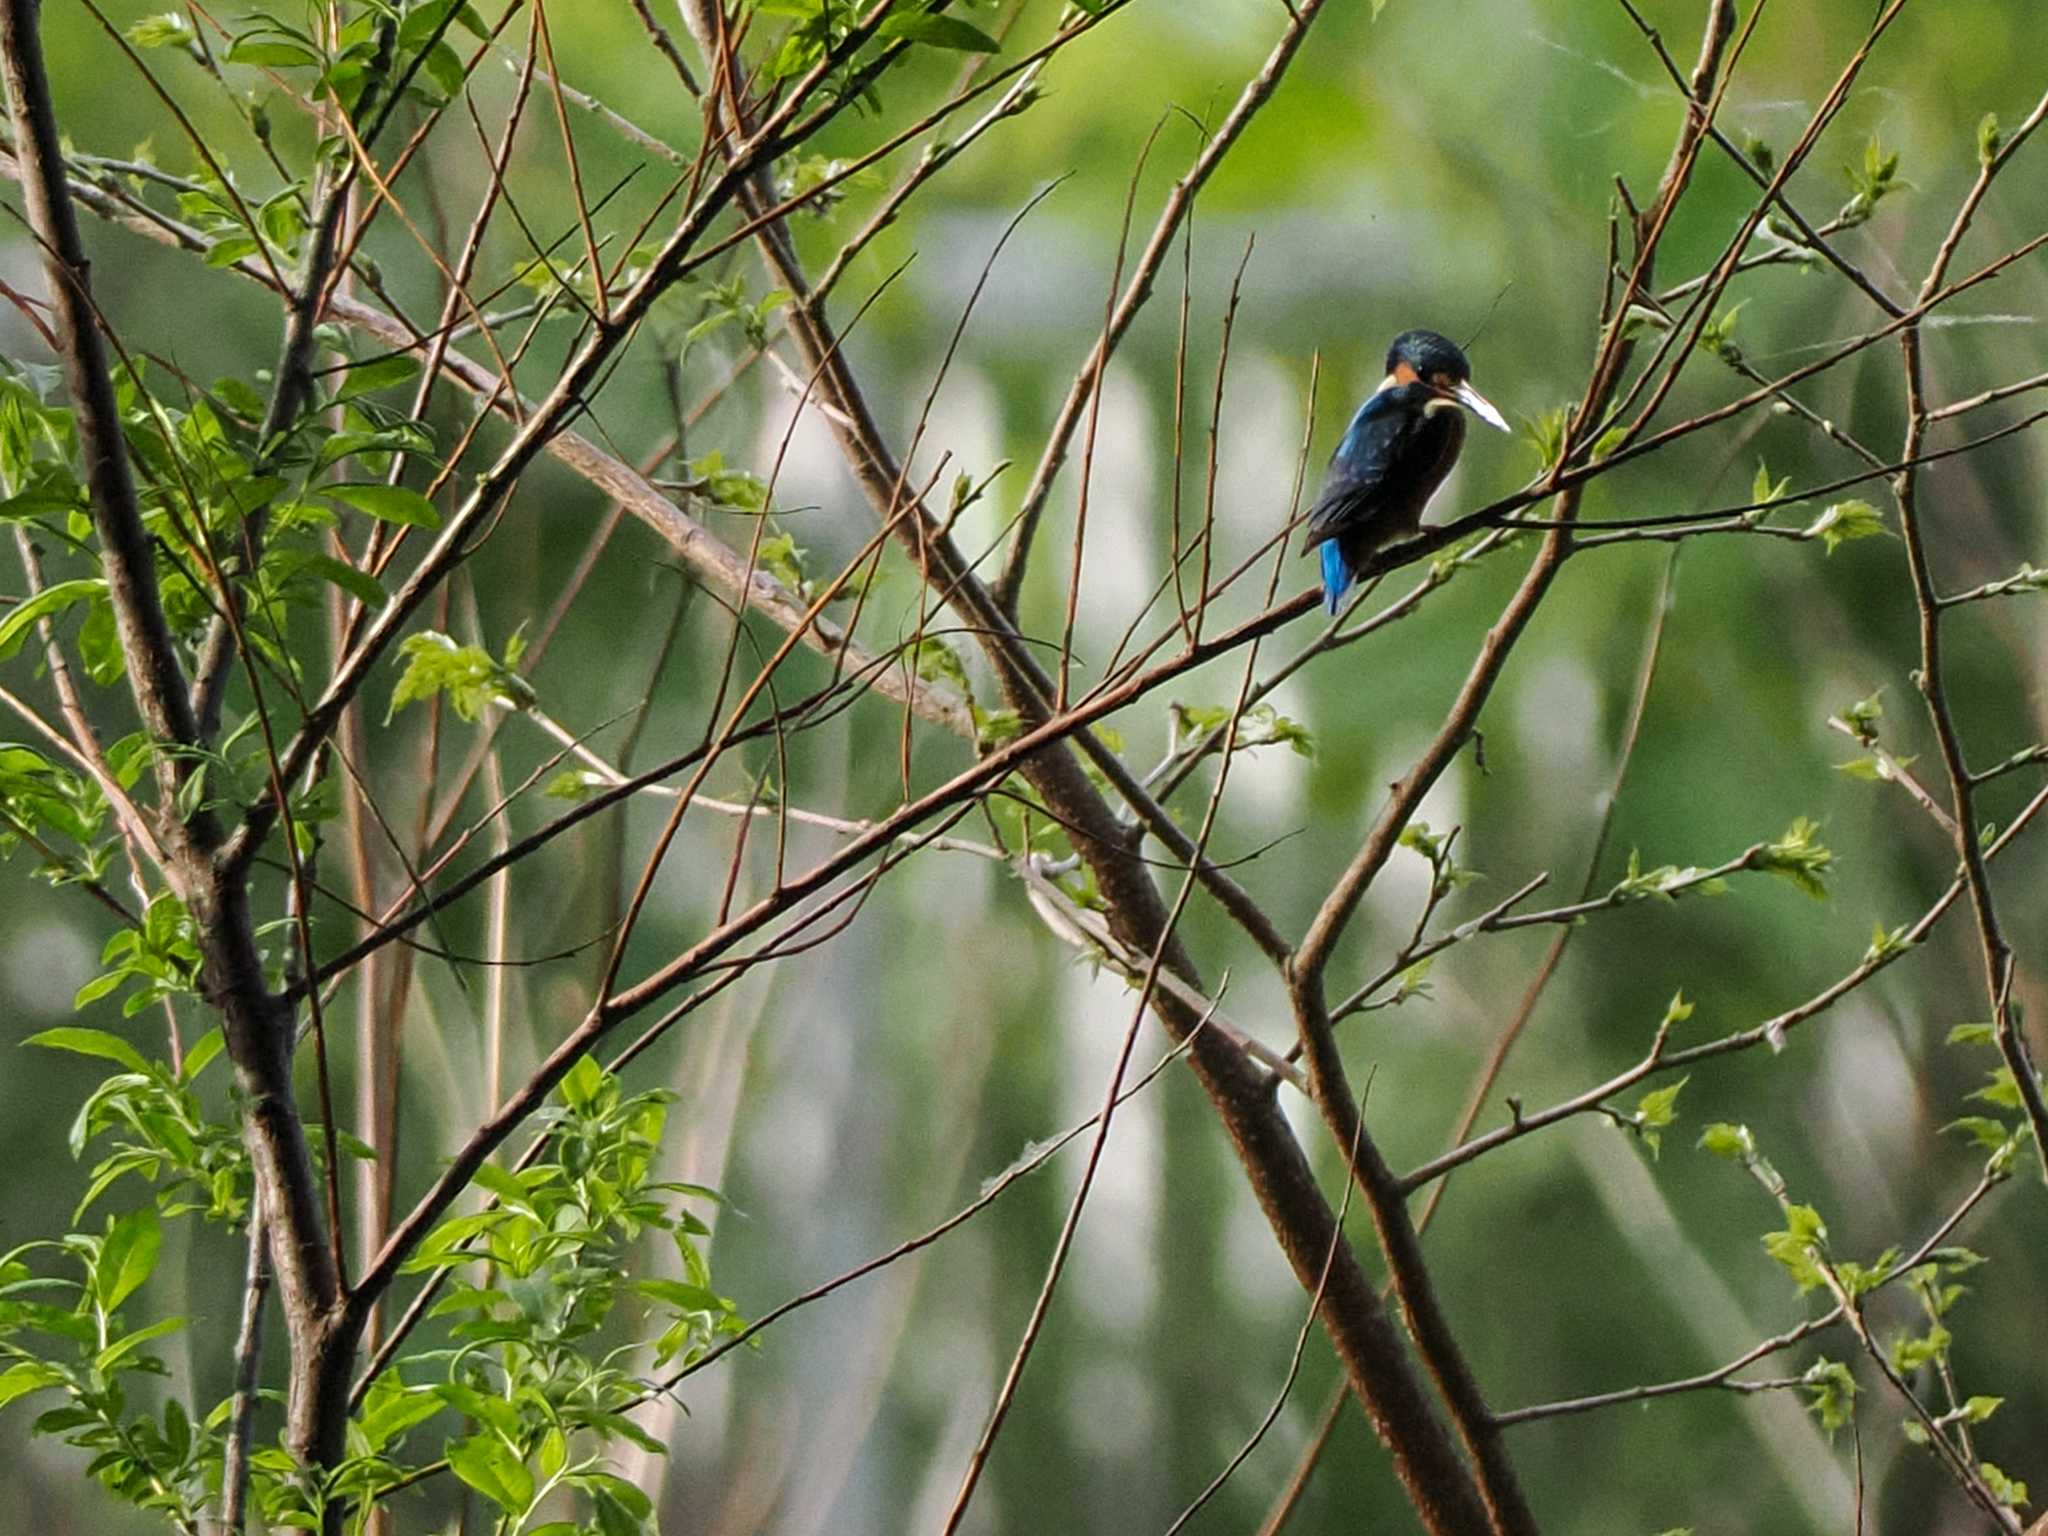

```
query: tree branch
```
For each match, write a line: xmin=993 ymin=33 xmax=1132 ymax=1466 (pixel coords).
xmin=992 ymin=0 xmax=1330 ymax=614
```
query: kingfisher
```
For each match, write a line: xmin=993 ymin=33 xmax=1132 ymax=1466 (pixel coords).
xmin=1302 ymin=329 xmax=1510 ymax=613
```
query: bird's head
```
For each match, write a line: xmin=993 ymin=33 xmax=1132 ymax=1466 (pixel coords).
xmin=1384 ymin=329 xmax=1510 ymax=433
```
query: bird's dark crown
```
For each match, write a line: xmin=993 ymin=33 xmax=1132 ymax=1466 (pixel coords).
xmin=1385 ymin=329 xmax=1472 ymax=385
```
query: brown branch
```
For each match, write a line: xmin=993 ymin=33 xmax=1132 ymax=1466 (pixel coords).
xmin=222 ymin=1 xmax=933 ymax=875
xmin=666 ymin=7 xmax=1499 ymax=1527
xmin=1162 ymin=1077 xmax=1367 ymax=1536
xmin=1 ymin=0 xmax=344 ymax=1488
xmin=7 ymin=527 xmax=167 ymax=879
xmin=1890 ymin=83 xmax=2048 ymax=1182
xmin=1292 ymin=0 xmax=1736 ymax=986
xmin=188 ymin=19 xmax=397 ymax=737
xmin=940 ymin=819 xmax=1228 ymax=1533
xmin=219 ymin=1213 xmax=270 ymax=1535
xmin=649 ymin=1029 xmax=1203 ymax=1397
xmin=993 ymin=0 xmax=1330 ymax=614
xmin=951 ymin=503 xmax=1297 ymax=1526
xmin=1276 ymin=19 xmax=1739 ymax=1526
xmin=1495 ymin=1169 xmax=2000 ymax=1428
xmin=1258 ymin=528 xmax=1698 ymax=1526
xmin=1394 ymin=229 xmax=2048 ymax=566
xmin=1403 ymin=781 xmax=2048 ymax=1194
xmin=0 ymin=0 xmax=199 ymax=773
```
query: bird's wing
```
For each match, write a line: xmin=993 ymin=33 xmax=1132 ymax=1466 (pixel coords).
xmin=1300 ymin=392 xmax=1420 ymax=550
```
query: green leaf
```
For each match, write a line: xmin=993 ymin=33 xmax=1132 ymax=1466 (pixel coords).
xmin=357 ymin=1383 xmax=444 ymax=1452
xmin=203 ymin=234 xmax=261 ymax=268
xmin=1835 ymin=1250 xmax=1896 ymax=1297
xmin=757 ymin=530 xmax=809 ymax=597
xmin=1804 ymin=499 xmax=1887 ymax=553
xmin=72 ymin=970 xmax=127 ymax=1012
xmin=386 ymin=630 xmax=532 ymax=722
xmin=314 ymin=422 xmax=437 ymax=471
xmin=1617 ymin=304 xmax=1668 ymax=344
xmin=324 ymin=482 xmax=442 ymax=529
xmin=0 ymin=1361 xmax=65 ymax=1410
xmin=1889 ymin=1321 xmax=1950 ymax=1371
xmin=258 ymin=193 xmax=305 ymax=253
xmin=1750 ymin=460 xmax=1792 ymax=514
xmin=226 ymin=38 xmax=322 ymax=68
xmin=0 ymin=578 xmax=108 ymax=662
xmin=1231 ymin=702 xmax=1316 ymax=758
xmin=1763 ymin=1203 xmax=1829 ymax=1292
xmin=295 ymin=553 xmax=386 ymax=609
xmin=435 ymin=1381 xmax=522 ymax=1438
xmin=95 ymin=1206 xmax=162 ymax=1313
xmin=334 ymin=355 xmax=423 ymax=401
xmin=1840 ymin=687 xmax=1884 ymax=745
xmin=470 ymin=1162 xmax=532 ymax=1210
xmin=974 ymin=707 xmax=1023 ymax=750
xmin=1635 ymin=1077 xmax=1688 ymax=1131
xmin=420 ymin=40 xmax=466 ymax=97
xmin=1978 ymin=113 xmax=2003 ymax=167
xmin=1698 ymin=1122 xmax=1752 ymax=1161
xmin=1943 ymin=1115 xmax=2013 ymax=1151
xmin=400 ymin=1210 xmax=500 ymax=1271
xmin=577 ymin=1472 xmax=653 ymax=1525
xmin=559 ymin=1053 xmax=606 ymax=1111
xmin=1801 ymin=1358 xmax=1857 ymax=1434
xmin=23 ymin=1026 xmax=151 ymax=1075
xmin=912 ymin=637 xmax=970 ymax=693
xmin=397 ymin=0 xmax=471 ymax=48
xmin=446 ymin=1432 xmax=534 ymax=1515
xmin=1398 ymin=820 xmax=1446 ymax=861
xmin=1696 ymin=302 xmax=1747 ymax=364
xmin=1961 ymin=1395 xmax=2003 ymax=1424
xmin=95 ymin=1313 xmax=188 ymax=1372
xmin=878 ymin=12 xmax=1000 ymax=50
xmin=1979 ymin=1461 xmax=2027 ymax=1510
xmin=1752 ymin=817 xmax=1832 ymax=898
xmin=1836 ymin=754 xmax=1908 ymax=782
xmin=1946 ymin=1022 xmax=1996 ymax=1048
xmin=1394 ymin=955 xmax=1434 ymax=1002
xmin=1838 ymin=132 xmax=1904 ymax=228
xmin=1520 ymin=403 xmax=1570 ymax=472
xmin=1629 ymin=1074 xmax=1688 ymax=1160
xmin=1969 ymin=1066 xmax=2025 ymax=1111
xmin=635 ymin=1277 xmax=725 ymax=1312
xmin=544 ymin=769 xmax=597 ymax=801
xmin=1612 ymin=850 xmax=1726 ymax=903
xmin=1927 ymin=1246 xmax=1986 ymax=1272
xmin=125 ymin=12 xmax=192 ymax=48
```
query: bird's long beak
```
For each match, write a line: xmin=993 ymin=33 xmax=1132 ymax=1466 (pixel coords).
xmin=1452 ymin=381 xmax=1511 ymax=432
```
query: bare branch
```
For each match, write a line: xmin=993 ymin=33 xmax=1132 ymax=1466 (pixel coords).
xmin=994 ymin=0 xmax=1331 ymax=613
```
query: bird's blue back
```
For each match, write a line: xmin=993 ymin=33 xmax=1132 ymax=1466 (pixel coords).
xmin=1304 ymin=384 xmax=1462 ymax=612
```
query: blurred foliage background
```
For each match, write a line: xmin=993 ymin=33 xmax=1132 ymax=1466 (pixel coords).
xmin=4 ymin=0 xmax=2046 ymax=1531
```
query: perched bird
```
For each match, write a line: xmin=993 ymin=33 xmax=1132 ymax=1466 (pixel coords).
xmin=1301 ymin=329 xmax=1510 ymax=613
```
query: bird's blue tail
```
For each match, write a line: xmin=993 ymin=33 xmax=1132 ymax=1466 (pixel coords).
xmin=1320 ymin=541 xmax=1352 ymax=615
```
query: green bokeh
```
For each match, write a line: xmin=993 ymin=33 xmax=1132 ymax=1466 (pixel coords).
xmin=4 ymin=2 xmax=2046 ymax=1533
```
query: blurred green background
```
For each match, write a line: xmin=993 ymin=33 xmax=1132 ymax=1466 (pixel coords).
xmin=4 ymin=0 xmax=2046 ymax=1531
